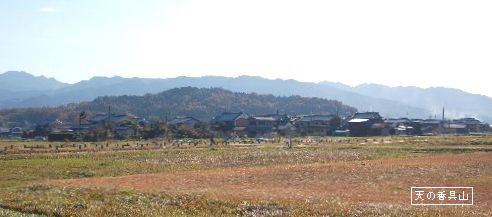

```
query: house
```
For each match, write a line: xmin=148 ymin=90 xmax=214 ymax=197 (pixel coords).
xmin=277 ymin=122 xmax=296 ymax=136
xmin=333 ymin=130 xmax=350 ymax=137
xmin=169 ymin=116 xmax=201 ymax=128
xmin=31 ymin=119 xmax=73 ymax=138
xmin=347 ymin=112 xmax=384 ymax=136
xmin=0 ymin=127 xmax=10 ymax=138
xmin=44 ymin=119 xmax=76 ymax=141
xmin=413 ymin=118 xmax=488 ymax=135
xmin=48 ymin=130 xmax=75 ymax=141
xmin=296 ymin=114 xmax=340 ymax=136
xmin=272 ymin=114 xmax=296 ymax=136
xmin=76 ymin=113 xmax=140 ymax=140
xmin=50 ymin=120 xmax=73 ymax=135
xmin=443 ymin=123 xmax=468 ymax=134
xmin=10 ymin=127 xmax=23 ymax=138
xmin=247 ymin=116 xmax=277 ymax=137
xmin=114 ymin=126 xmax=135 ymax=139
xmin=137 ymin=118 xmax=150 ymax=128
xmin=88 ymin=114 xmax=140 ymax=126
xmin=483 ymin=123 xmax=491 ymax=132
xmin=89 ymin=114 xmax=136 ymax=123
xmin=453 ymin=118 xmax=486 ymax=133
xmin=419 ymin=119 xmax=443 ymax=134
xmin=247 ymin=113 xmax=293 ymax=137
xmin=385 ymin=118 xmax=421 ymax=135
xmin=88 ymin=113 xmax=137 ymax=126
xmin=211 ymin=112 xmax=249 ymax=136
xmin=7 ymin=122 xmax=20 ymax=128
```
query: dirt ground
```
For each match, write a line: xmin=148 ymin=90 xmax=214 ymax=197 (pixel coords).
xmin=47 ymin=152 xmax=492 ymax=213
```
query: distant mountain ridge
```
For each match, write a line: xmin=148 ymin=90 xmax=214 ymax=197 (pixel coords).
xmin=0 ymin=71 xmax=67 ymax=92
xmin=1 ymin=71 xmax=491 ymax=122
xmin=351 ymin=83 xmax=492 ymax=121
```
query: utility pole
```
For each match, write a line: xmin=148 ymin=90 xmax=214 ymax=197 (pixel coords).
xmin=441 ymin=106 xmax=446 ymax=134
xmin=78 ymin=111 xmax=86 ymax=141
xmin=107 ymin=106 xmax=112 ymax=139
xmin=442 ymin=106 xmax=445 ymax=121
xmin=108 ymin=106 xmax=111 ymax=122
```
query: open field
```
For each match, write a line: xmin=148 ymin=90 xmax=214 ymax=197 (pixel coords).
xmin=0 ymin=136 xmax=491 ymax=216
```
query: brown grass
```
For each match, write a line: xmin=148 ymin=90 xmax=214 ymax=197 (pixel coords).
xmin=2 ymin=135 xmax=491 ymax=216
xmin=46 ymin=152 xmax=492 ymax=214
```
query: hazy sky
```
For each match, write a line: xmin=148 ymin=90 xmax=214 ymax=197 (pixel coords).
xmin=1 ymin=0 xmax=491 ymax=96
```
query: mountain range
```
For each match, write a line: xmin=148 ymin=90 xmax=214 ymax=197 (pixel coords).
xmin=1 ymin=71 xmax=491 ymax=122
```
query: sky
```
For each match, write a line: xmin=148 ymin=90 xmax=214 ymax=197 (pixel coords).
xmin=1 ymin=0 xmax=491 ymax=96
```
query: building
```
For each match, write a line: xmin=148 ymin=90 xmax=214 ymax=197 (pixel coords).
xmin=114 ymin=126 xmax=135 ymax=139
xmin=211 ymin=112 xmax=249 ymax=136
xmin=487 ymin=124 xmax=492 ymax=132
xmin=453 ymin=118 xmax=488 ymax=133
xmin=76 ymin=113 xmax=140 ymax=140
xmin=296 ymin=114 xmax=340 ymax=136
xmin=168 ymin=116 xmax=201 ymax=128
xmin=48 ymin=130 xmax=75 ymax=141
xmin=0 ymin=127 xmax=10 ymax=138
xmin=247 ymin=113 xmax=293 ymax=137
xmin=415 ymin=118 xmax=488 ymax=135
xmin=10 ymin=127 xmax=23 ymax=138
xmin=247 ymin=116 xmax=277 ymax=137
xmin=88 ymin=113 xmax=137 ymax=126
xmin=347 ymin=112 xmax=384 ymax=136
xmin=385 ymin=118 xmax=421 ymax=135
xmin=443 ymin=123 xmax=468 ymax=134
xmin=419 ymin=119 xmax=443 ymax=134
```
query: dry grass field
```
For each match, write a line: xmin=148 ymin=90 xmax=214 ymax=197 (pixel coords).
xmin=0 ymin=135 xmax=491 ymax=216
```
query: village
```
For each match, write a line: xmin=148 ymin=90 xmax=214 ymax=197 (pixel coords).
xmin=1 ymin=109 xmax=490 ymax=142
xmin=1 ymin=112 xmax=491 ymax=217
xmin=2 ymin=1 xmax=492 ymax=216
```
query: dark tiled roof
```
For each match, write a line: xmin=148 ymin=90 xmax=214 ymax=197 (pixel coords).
xmin=250 ymin=116 xmax=276 ymax=121
xmin=115 ymin=126 xmax=132 ymax=130
xmin=454 ymin=118 xmax=481 ymax=125
xmin=352 ymin=112 xmax=382 ymax=119
xmin=0 ymin=128 xmax=10 ymax=133
xmin=169 ymin=116 xmax=198 ymax=125
xmin=215 ymin=112 xmax=244 ymax=122
xmin=254 ymin=114 xmax=289 ymax=121
xmin=299 ymin=115 xmax=336 ymax=122
xmin=422 ymin=119 xmax=441 ymax=124
xmin=385 ymin=118 xmax=411 ymax=124
xmin=89 ymin=114 xmax=136 ymax=123
xmin=448 ymin=124 xmax=467 ymax=129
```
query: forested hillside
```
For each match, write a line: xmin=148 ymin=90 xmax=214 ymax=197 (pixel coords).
xmin=0 ymin=87 xmax=356 ymax=126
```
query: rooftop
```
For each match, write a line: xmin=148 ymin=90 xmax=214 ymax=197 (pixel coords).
xmin=250 ymin=116 xmax=277 ymax=121
xmin=352 ymin=112 xmax=382 ymax=120
xmin=89 ymin=114 xmax=136 ymax=123
xmin=214 ymin=112 xmax=245 ymax=122
xmin=299 ymin=114 xmax=337 ymax=122
xmin=169 ymin=116 xmax=199 ymax=125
